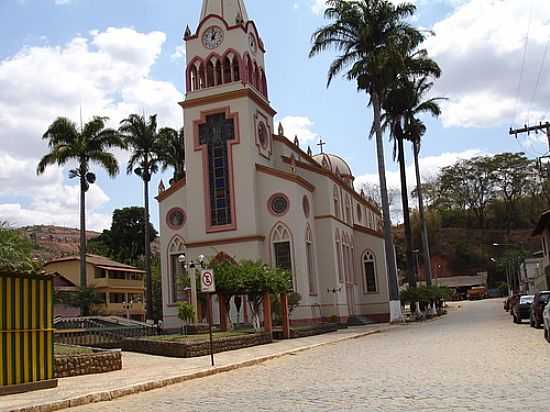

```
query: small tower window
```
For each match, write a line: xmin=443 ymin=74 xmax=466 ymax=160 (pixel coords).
xmin=233 ymin=58 xmax=241 ymax=81
xmin=223 ymin=56 xmax=232 ymax=83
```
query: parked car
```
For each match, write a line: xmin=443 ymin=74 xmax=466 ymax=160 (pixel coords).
xmin=467 ymin=286 xmax=488 ymax=300
xmin=530 ymin=291 xmax=550 ymax=329
xmin=543 ymin=302 xmax=550 ymax=343
xmin=512 ymin=294 xmax=534 ymax=323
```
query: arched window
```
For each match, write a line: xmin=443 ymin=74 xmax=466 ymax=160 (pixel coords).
xmin=206 ymin=60 xmax=215 ymax=87
xmin=198 ymin=63 xmax=206 ymax=89
xmin=247 ymin=56 xmax=253 ymax=85
xmin=214 ymin=58 xmax=223 ymax=86
xmin=254 ymin=62 xmax=260 ymax=89
xmin=233 ymin=57 xmax=241 ymax=81
xmin=362 ymin=250 xmax=377 ymax=293
xmin=345 ymin=195 xmax=351 ymax=224
xmin=190 ymin=65 xmax=198 ymax=91
xmin=261 ymin=70 xmax=268 ymax=98
xmin=271 ymin=223 xmax=293 ymax=279
xmin=168 ymin=236 xmax=187 ymax=303
xmin=333 ymin=186 xmax=341 ymax=219
xmin=223 ymin=56 xmax=232 ymax=83
xmin=305 ymin=225 xmax=317 ymax=295
xmin=335 ymin=230 xmax=343 ymax=283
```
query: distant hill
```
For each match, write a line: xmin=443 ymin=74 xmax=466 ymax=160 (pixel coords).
xmin=18 ymin=225 xmax=160 ymax=264
xmin=17 ymin=225 xmax=101 ymax=263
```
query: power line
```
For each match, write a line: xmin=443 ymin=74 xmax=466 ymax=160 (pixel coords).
xmin=513 ymin=0 xmax=534 ymax=125
xmin=528 ymin=36 xmax=550 ymax=123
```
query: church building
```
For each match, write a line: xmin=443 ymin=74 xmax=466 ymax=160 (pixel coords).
xmin=157 ymin=0 xmax=392 ymax=329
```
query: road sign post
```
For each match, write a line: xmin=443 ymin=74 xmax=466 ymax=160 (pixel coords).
xmin=201 ymin=269 xmax=216 ymax=367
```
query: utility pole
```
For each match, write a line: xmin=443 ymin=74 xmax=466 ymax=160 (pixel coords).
xmin=509 ymin=122 xmax=550 ymax=178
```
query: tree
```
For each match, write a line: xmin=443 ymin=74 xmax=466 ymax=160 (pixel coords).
xmin=120 ymin=113 xmax=163 ymax=322
xmin=310 ymin=0 xmax=432 ymax=319
xmin=89 ymin=207 xmax=158 ymax=265
xmin=492 ymin=153 xmax=534 ymax=235
xmin=0 ymin=222 xmax=34 ymax=272
xmin=37 ymin=116 xmax=124 ymax=315
xmin=158 ymin=127 xmax=185 ymax=184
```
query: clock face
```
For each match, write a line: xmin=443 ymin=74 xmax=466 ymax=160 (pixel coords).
xmin=202 ymin=26 xmax=224 ymax=49
xmin=248 ymin=33 xmax=257 ymax=53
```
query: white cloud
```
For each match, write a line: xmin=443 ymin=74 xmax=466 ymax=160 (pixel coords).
xmin=0 ymin=153 xmax=111 ymax=231
xmin=0 ymin=27 xmax=183 ymax=229
xmin=278 ymin=115 xmax=320 ymax=145
xmin=426 ymin=0 xmax=550 ymax=130
xmin=54 ymin=0 xmax=72 ymax=4
xmin=171 ymin=45 xmax=186 ymax=61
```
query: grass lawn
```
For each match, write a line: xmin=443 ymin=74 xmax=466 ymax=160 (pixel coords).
xmin=147 ymin=331 xmax=254 ymax=343
xmin=55 ymin=344 xmax=95 ymax=356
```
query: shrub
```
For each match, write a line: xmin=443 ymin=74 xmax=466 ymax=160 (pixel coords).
xmin=177 ymin=302 xmax=195 ymax=324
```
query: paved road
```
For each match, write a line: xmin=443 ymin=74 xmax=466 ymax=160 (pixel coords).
xmin=69 ymin=299 xmax=550 ymax=411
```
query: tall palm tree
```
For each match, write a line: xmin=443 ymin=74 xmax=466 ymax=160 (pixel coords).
xmin=310 ymin=0 xmax=427 ymax=321
xmin=401 ymin=78 xmax=446 ymax=287
xmin=119 ymin=114 xmax=162 ymax=321
xmin=37 ymin=116 xmax=124 ymax=316
xmin=158 ymin=127 xmax=186 ymax=184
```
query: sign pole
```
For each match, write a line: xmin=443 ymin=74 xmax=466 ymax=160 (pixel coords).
xmin=207 ymin=292 xmax=215 ymax=367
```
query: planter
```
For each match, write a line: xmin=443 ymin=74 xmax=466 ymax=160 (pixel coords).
xmin=122 ymin=332 xmax=273 ymax=358
xmin=273 ymin=323 xmax=338 ymax=340
xmin=55 ymin=347 xmax=122 ymax=378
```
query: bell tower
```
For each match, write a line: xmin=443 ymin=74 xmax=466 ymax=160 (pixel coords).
xmin=181 ymin=0 xmax=277 ymax=239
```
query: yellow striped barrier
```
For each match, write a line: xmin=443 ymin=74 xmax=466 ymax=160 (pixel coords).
xmin=0 ymin=272 xmax=57 ymax=395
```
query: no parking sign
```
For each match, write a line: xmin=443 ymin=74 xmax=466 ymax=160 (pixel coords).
xmin=201 ymin=269 xmax=216 ymax=293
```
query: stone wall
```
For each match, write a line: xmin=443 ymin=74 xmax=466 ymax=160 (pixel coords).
xmin=122 ymin=332 xmax=273 ymax=358
xmin=273 ymin=323 xmax=338 ymax=340
xmin=55 ymin=350 xmax=122 ymax=378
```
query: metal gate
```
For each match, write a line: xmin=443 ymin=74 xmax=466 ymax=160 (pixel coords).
xmin=0 ymin=272 xmax=56 ymax=391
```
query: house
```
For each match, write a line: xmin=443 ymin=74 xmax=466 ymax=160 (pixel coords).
xmin=44 ymin=254 xmax=145 ymax=321
xmin=532 ymin=210 xmax=550 ymax=291
xmin=156 ymin=0 xmax=393 ymax=329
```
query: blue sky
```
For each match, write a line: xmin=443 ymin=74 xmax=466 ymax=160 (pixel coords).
xmin=1 ymin=0 xmax=549 ymax=231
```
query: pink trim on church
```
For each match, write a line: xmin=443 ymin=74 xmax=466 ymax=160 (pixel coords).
xmin=193 ymin=106 xmax=240 ymax=234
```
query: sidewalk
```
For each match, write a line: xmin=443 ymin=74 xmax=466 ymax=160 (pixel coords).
xmin=0 ymin=324 xmax=393 ymax=412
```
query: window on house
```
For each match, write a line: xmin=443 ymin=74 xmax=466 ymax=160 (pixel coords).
xmin=363 ymin=251 xmax=377 ymax=293
xmin=109 ymin=293 xmax=126 ymax=304
xmin=169 ymin=237 xmax=186 ymax=303
xmin=95 ymin=268 xmax=106 ymax=279
xmin=345 ymin=196 xmax=351 ymax=224
xmin=333 ymin=186 xmax=341 ymax=219
xmin=128 ymin=293 xmax=143 ymax=303
xmin=96 ymin=293 xmax=106 ymax=304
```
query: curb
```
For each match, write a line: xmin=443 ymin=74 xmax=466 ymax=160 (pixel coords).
xmin=7 ymin=326 xmax=389 ymax=412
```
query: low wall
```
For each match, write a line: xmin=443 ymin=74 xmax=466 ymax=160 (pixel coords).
xmin=122 ymin=332 xmax=273 ymax=358
xmin=55 ymin=350 xmax=122 ymax=378
xmin=273 ymin=323 xmax=338 ymax=340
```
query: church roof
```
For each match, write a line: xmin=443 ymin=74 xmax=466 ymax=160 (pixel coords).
xmin=312 ymin=153 xmax=354 ymax=178
xmin=200 ymin=0 xmax=249 ymax=23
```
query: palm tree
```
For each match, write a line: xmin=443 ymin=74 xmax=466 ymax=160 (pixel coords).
xmin=309 ymin=0 xmax=427 ymax=320
xmin=158 ymin=127 xmax=186 ymax=184
xmin=401 ymin=78 xmax=446 ymax=287
xmin=119 ymin=113 xmax=162 ymax=321
xmin=37 ymin=116 xmax=124 ymax=316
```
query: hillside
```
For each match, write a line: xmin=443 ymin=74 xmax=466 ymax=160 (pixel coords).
xmin=393 ymin=226 xmax=542 ymax=287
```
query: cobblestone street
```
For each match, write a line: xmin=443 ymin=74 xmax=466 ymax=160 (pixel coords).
xmin=69 ymin=299 xmax=550 ymax=411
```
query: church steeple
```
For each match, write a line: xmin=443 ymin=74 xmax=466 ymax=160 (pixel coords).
xmin=200 ymin=0 xmax=249 ymax=24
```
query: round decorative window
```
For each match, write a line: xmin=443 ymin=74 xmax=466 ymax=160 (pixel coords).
xmin=357 ymin=204 xmax=362 ymax=222
xmin=167 ymin=208 xmax=186 ymax=230
xmin=258 ymin=121 xmax=268 ymax=149
xmin=269 ymin=194 xmax=290 ymax=216
xmin=303 ymin=196 xmax=310 ymax=218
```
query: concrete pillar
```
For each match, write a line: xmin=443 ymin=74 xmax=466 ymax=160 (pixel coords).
xmin=262 ymin=292 xmax=272 ymax=333
xmin=280 ymin=293 xmax=290 ymax=339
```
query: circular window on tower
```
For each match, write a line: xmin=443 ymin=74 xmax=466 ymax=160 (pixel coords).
xmin=166 ymin=208 xmax=186 ymax=230
xmin=303 ymin=196 xmax=310 ymax=218
xmin=268 ymin=194 xmax=290 ymax=217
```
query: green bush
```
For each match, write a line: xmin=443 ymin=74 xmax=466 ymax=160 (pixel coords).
xmin=177 ymin=302 xmax=195 ymax=324
xmin=0 ymin=223 xmax=35 ymax=272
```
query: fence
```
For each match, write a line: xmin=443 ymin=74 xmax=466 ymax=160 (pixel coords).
xmin=0 ymin=272 xmax=57 ymax=393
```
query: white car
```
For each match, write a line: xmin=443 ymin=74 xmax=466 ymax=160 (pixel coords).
xmin=543 ymin=301 xmax=550 ymax=343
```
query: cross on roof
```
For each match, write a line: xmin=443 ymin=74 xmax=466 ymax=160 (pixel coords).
xmin=317 ymin=138 xmax=326 ymax=154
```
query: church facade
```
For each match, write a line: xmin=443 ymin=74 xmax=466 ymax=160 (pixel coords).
xmin=157 ymin=0 xmax=392 ymax=328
